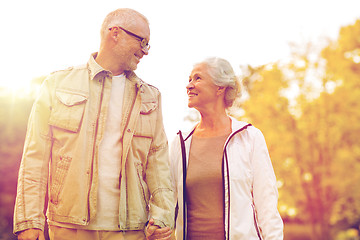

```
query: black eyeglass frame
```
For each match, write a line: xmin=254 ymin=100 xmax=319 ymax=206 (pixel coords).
xmin=109 ymin=26 xmax=150 ymax=50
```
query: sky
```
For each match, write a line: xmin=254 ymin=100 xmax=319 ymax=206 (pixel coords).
xmin=1 ymin=0 xmax=359 ymax=139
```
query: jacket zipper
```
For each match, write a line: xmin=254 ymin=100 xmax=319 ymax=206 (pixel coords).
xmin=178 ymin=128 xmax=195 ymax=239
xmin=181 ymin=124 xmax=253 ymax=239
xmin=251 ymin=203 xmax=263 ymax=240
xmin=222 ymin=124 xmax=252 ymax=240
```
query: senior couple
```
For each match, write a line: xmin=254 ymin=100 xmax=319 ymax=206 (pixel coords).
xmin=13 ymin=8 xmax=283 ymax=240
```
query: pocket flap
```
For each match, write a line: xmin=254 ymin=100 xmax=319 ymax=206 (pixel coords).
xmin=140 ymin=101 xmax=157 ymax=114
xmin=50 ymin=90 xmax=88 ymax=132
xmin=56 ymin=90 xmax=88 ymax=106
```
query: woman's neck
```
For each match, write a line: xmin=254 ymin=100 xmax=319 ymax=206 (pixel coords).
xmin=194 ymin=112 xmax=231 ymax=138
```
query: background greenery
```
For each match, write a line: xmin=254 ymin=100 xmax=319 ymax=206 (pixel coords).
xmin=1 ymin=20 xmax=359 ymax=240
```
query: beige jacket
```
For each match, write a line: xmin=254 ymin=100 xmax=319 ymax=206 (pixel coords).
xmin=13 ymin=54 xmax=174 ymax=234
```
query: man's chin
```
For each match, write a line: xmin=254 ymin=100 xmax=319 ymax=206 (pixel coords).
xmin=130 ymin=62 xmax=138 ymax=71
xmin=126 ymin=65 xmax=138 ymax=72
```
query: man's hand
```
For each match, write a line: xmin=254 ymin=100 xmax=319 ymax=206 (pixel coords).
xmin=17 ymin=228 xmax=45 ymax=240
xmin=145 ymin=219 xmax=173 ymax=240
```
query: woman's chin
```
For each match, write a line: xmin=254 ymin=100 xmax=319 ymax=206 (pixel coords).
xmin=187 ymin=102 xmax=196 ymax=108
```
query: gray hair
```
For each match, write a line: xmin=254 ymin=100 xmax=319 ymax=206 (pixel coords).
xmin=100 ymin=8 xmax=149 ymax=39
xmin=197 ymin=57 xmax=240 ymax=108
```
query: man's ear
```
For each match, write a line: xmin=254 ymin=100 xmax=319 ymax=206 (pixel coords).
xmin=109 ymin=26 xmax=120 ymax=41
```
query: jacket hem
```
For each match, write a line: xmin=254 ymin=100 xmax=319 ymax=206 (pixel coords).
xmin=13 ymin=220 xmax=44 ymax=235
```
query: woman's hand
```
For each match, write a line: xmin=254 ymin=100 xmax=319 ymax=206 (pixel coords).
xmin=145 ymin=219 xmax=173 ymax=240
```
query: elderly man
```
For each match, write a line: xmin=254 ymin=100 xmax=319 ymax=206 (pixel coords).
xmin=13 ymin=8 xmax=174 ymax=240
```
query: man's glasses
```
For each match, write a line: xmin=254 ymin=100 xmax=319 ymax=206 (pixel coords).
xmin=109 ymin=26 xmax=150 ymax=51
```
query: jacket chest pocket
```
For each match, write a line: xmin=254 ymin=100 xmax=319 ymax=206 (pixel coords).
xmin=134 ymin=100 xmax=157 ymax=137
xmin=131 ymin=101 xmax=157 ymax=164
xmin=132 ymin=114 xmax=154 ymax=161
xmin=49 ymin=90 xmax=88 ymax=132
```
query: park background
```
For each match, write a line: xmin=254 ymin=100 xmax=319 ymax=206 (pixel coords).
xmin=1 ymin=0 xmax=360 ymax=239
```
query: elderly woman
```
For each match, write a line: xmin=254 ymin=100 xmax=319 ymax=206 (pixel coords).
xmin=170 ymin=57 xmax=283 ymax=239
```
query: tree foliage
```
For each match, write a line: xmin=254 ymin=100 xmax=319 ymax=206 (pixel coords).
xmin=237 ymin=19 xmax=360 ymax=240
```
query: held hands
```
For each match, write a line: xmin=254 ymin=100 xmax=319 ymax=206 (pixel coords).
xmin=17 ymin=229 xmax=45 ymax=240
xmin=145 ymin=219 xmax=173 ymax=240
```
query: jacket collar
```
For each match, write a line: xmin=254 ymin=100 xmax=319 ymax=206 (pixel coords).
xmin=230 ymin=116 xmax=250 ymax=132
xmin=181 ymin=116 xmax=249 ymax=141
xmin=125 ymin=71 xmax=143 ymax=90
xmin=87 ymin=53 xmax=109 ymax=80
xmin=87 ymin=53 xmax=142 ymax=89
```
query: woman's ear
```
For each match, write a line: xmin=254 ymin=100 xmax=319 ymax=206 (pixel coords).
xmin=216 ymin=86 xmax=226 ymax=96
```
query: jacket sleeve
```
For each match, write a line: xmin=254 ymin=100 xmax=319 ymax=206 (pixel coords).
xmin=251 ymin=128 xmax=284 ymax=240
xmin=145 ymin=92 xmax=175 ymax=229
xmin=13 ymin=78 xmax=53 ymax=234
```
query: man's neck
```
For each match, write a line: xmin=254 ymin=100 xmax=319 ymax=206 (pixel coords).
xmin=95 ymin=52 xmax=124 ymax=75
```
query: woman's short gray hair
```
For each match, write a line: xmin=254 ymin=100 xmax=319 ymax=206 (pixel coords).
xmin=100 ymin=8 xmax=149 ymax=39
xmin=197 ymin=57 xmax=240 ymax=108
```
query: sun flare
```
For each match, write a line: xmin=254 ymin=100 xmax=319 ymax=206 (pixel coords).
xmin=0 ymin=78 xmax=35 ymax=98
xmin=0 ymin=78 xmax=32 ymax=91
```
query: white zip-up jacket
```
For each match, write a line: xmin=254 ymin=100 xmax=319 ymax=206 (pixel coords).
xmin=170 ymin=117 xmax=283 ymax=239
